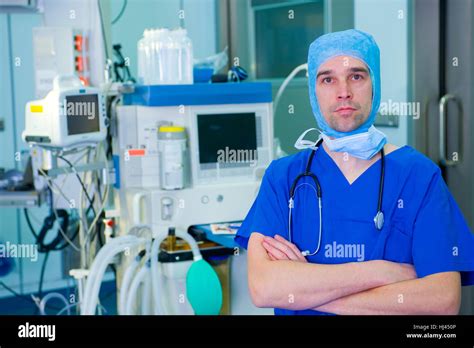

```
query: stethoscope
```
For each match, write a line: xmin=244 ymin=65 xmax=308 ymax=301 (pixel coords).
xmin=288 ymin=138 xmax=385 ymax=256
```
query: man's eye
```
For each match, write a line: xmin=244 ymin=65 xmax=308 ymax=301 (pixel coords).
xmin=322 ymin=77 xmax=332 ymax=83
xmin=352 ymin=74 xmax=363 ymax=80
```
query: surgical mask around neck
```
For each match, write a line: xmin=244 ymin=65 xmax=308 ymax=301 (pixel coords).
xmin=295 ymin=126 xmax=387 ymax=160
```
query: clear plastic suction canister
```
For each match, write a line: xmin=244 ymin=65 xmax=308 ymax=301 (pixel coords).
xmin=137 ymin=27 xmax=193 ymax=85
xmin=137 ymin=29 xmax=150 ymax=84
xmin=158 ymin=126 xmax=188 ymax=190
xmin=172 ymin=28 xmax=194 ymax=84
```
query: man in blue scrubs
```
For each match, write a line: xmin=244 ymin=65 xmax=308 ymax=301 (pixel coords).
xmin=235 ymin=29 xmax=474 ymax=315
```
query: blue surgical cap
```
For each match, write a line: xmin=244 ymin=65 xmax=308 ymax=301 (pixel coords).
xmin=308 ymin=29 xmax=381 ymax=138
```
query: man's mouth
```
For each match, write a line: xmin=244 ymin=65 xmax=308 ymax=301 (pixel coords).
xmin=335 ymin=106 xmax=356 ymax=112
xmin=335 ymin=106 xmax=357 ymax=116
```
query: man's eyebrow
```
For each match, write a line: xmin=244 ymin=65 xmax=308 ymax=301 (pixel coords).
xmin=349 ymin=67 xmax=369 ymax=74
xmin=316 ymin=66 xmax=369 ymax=80
xmin=316 ymin=70 xmax=332 ymax=79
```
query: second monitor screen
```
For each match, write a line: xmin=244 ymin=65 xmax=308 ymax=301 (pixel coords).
xmin=197 ymin=113 xmax=257 ymax=165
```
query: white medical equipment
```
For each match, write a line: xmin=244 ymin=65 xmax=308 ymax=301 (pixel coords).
xmin=23 ymin=75 xmax=107 ymax=149
xmin=103 ymin=83 xmax=273 ymax=315
xmin=72 ymin=82 xmax=273 ymax=316
xmin=80 ymin=235 xmax=146 ymax=315
xmin=104 ymin=227 xmax=222 ymax=316
xmin=33 ymin=27 xmax=91 ymax=98
xmin=113 ymin=83 xmax=273 ymax=236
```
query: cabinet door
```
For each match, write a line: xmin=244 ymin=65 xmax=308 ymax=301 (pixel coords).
xmin=412 ymin=0 xmax=474 ymax=314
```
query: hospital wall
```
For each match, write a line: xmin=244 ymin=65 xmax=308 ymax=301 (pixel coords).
xmin=0 ymin=14 xmax=22 ymax=298
xmin=355 ymin=0 xmax=410 ymax=146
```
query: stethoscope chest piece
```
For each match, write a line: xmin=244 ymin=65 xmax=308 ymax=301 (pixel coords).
xmin=374 ymin=211 xmax=384 ymax=230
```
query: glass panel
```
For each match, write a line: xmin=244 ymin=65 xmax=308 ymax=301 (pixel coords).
xmin=254 ymin=1 xmax=324 ymax=78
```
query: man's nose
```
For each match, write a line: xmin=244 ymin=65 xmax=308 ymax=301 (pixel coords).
xmin=337 ymin=82 xmax=352 ymax=100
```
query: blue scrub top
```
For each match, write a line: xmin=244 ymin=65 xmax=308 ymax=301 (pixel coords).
xmin=235 ymin=145 xmax=474 ymax=315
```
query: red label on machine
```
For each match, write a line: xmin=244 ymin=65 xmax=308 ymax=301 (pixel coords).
xmin=127 ymin=149 xmax=146 ymax=156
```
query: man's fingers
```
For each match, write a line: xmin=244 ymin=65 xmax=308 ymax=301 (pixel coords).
xmin=262 ymin=241 xmax=289 ymax=260
xmin=263 ymin=237 xmax=299 ymax=261
xmin=265 ymin=237 xmax=300 ymax=260
xmin=274 ymin=235 xmax=306 ymax=261
xmin=263 ymin=245 xmax=277 ymax=261
xmin=271 ymin=235 xmax=305 ymax=261
xmin=268 ymin=252 xmax=278 ymax=261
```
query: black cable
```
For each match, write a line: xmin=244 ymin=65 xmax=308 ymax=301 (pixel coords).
xmin=113 ymin=61 xmax=123 ymax=82
xmin=24 ymin=208 xmax=65 ymax=252
xmin=93 ymin=174 xmax=105 ymax=248
xmin=47 ymin=185 xmax=53 ymax=213
xmin=57 ymin=156 xmax=96 ymax=216
xmin=24 ymin=201 xmax=91 ymax=252
xmin=97 ymin=218 xmax=105 ymax=248
xmin=111 ymin=0 xmax=127 ymax=25
xmin=56 ymin=156 xmax=103 ymax=242
xmin=112 ymin=44 xmax=136 ymax=83
xmin=0 ymin=281 xmax=33 ymax=302
xmin=0 ymin=281 xmax=61 ymax=312
xmin=82 ymin=193 xmax=103 ymax=244
xmin=83 ymin=173 xmax=105 ymax=244
xmin=56 ymin=156 xmax=102 ymax=242
xmin=377 ymin=148 xmax=385 ymax=212
xmin=21 ymin=158 xmax=107 ymax=313
xmin=24 ymin=208 xmax=39 ymax=240
xmin=24 ymin=205 xmax=71 ymax=253
xmin=88 ymin=210 xmax=105 ymax=246
xmin=38 ymin=251 xmax=49 ymax=299
xmin=106 ymin=95 xmax=118 ymax=159
xmin=96 ymin=172 xmax=103 ymax=203
xmin=34 ymin=251 xmax=50 ymax=315
xmin=53 ymin=155 xmax=104 ymax=245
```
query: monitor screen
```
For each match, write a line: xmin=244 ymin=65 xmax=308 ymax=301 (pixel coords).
xmin=197 ymin=113 xmax=257 ymax=165
xmin=65 ymin=94 xmax=100 ymax=135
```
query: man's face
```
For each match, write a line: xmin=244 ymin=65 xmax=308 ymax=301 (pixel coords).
xmin=315 ymin=56 xmax=373 ymax=133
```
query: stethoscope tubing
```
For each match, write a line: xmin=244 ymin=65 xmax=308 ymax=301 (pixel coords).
xmin=288 ymin=139 xmax=385 ymax=256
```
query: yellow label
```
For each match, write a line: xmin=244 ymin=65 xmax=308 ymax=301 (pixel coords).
xmin=30 ymin=105 xmax=43 ymax=113
xmin=158 ymin=126 xmax=185 ymax=133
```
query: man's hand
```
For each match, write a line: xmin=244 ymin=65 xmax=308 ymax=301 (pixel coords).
xmin=262 ymin=234 xmax=416 ymax=282
xmin=248 ymin=232 xmax=424 ymax=310
xmin=261 ymin=235 xmax=307 ymax=263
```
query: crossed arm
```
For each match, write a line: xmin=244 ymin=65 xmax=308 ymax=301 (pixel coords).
xmin=248 ymin=232 xmax=461 ymax=315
